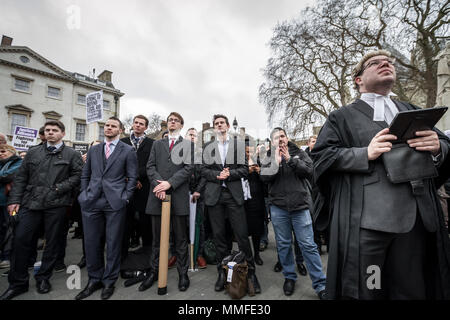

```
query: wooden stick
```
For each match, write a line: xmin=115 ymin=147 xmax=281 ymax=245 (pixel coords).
xmin=190 ymin=244 xmax=194 ymax=270
xmin=158 ymin=194 xmax=171 ymax=295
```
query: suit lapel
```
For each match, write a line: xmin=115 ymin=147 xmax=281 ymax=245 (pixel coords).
xmin=353 ymin=99 xmax=388 ymax=130
xmin=97 ymin=143 xmax=105 ymax=172
xmin=103 ymin=141 xmax=124 ymax=175
xmin=162 ymin=137 xmax=170 ymax=155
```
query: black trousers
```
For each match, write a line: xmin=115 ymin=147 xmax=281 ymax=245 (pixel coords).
xmin=9 ymin=207 xmax=67 ymax=289
xmin=150 ymin=215 xmax=189 ymax=275
xmin=358 ymin=214 xmax=428 ymax=300
xmin=207 ymin=188 xmax=255 ymax=271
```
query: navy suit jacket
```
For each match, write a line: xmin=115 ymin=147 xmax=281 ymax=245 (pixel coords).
xmin=78 ymin=140 xmax=138 ymax=211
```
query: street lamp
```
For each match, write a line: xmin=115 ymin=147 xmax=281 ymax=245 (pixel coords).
xmin=233 ymin=117 xmax=238 ymax=133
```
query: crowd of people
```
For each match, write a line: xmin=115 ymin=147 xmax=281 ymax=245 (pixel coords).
xmin=0 ymin=49 xmax=449 ymax=300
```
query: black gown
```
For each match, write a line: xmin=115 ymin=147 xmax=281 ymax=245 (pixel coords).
xmin=311 ymin=100 xmax=450 ymax=299
xmin=244 ymin=171 xmax=267 ymax=237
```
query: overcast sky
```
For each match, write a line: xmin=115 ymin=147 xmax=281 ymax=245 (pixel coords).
xmin=1 ymin=0 xmax=313 ymax=139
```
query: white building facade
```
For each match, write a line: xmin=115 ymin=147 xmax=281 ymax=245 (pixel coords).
xmin=0 ymin=39 xmax=124 ymax=148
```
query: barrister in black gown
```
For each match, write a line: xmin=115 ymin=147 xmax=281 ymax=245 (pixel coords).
xmin=311 ymin=50 xmax=450 ymax=300
xmin=244 ymin=145 xmax=267 ymax=265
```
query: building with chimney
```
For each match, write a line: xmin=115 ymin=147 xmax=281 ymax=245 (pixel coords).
xmin=0 ymin=35 xmax=124 ymax=148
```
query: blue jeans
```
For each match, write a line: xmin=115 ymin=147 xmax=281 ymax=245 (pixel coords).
xmin=270 ymin=205 xmax=326 ymax=293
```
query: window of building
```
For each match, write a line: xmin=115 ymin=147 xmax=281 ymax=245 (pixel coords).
xmin=103 ymin=100 xmax=110 ymax=110
xmin=47 ymin=86 xmax=61 ymax=98
xmin=98 ymin=124 xmax=105 ymax=141
xmin=14 ymin=78 xmax=31 ymax=92
xmin=77 ymin=94 xmax=86 ymax=105
xmin=10 ymin=113 xmax=27 ymax=134
xmin=75 ymin=123 xmax=86 ymax=141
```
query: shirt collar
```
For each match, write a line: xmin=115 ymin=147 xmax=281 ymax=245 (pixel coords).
xmin=218 ymin=134 xmax=231 ymax=144
xmin=104 ymin=138 xmax=120 ymax=146
xmin=131 ymin=132 xmax=145 ymax=141
xmin=47 ymin=141 xmax=63 ymax=150
xmin=168 ymin=133 xmax=181 ymax=141
xmin=360 ymin=92 xmax=396 ymax=103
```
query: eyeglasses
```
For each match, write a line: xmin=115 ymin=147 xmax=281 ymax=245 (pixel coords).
xmin=168 ymin=118 xmax=180 ymax=123
xmin=362 ymin=57 xmax=396 ymax=73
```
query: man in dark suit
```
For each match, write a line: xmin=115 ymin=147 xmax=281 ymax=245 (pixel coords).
xmin=120 ymin=115 xmax=154 ymax=259
xmin=202 ymin=114 xmax=261 ymax=294
xmin=76 ymin=117 xmax=138 ymax=300
xmin=138 ymin=112 xmax=192 ymax=292
xmin=312 ymin=50 xmax=450 ymax=299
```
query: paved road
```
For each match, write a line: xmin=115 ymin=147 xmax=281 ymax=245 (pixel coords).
xmin=0 ymin=224 xmax=328 ymax=300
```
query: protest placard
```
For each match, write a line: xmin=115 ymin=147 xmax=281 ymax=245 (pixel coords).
xmin=12 ymin=126 xmax=38 ymax=151
xmin=72 ymin=143 xmax=89 ymax=155
xmin=86 ymin=90 xmax=103 ymax=124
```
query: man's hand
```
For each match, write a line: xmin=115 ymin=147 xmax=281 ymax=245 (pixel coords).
xmin=8 ymin=204 xmax=19 ymax=216
xmin=249 ymin=164 xmax=260 ymax=174
xmin=407 ymin=130 xmax=440 ymax=155
xmin=82 ymin=154 xmax=88 ymax=163
xmin=216 ymin=167 xmax=230 ymax=180
xmin=136 ymin=181 xmax=143 ymax=190
xmin=191 ymin=192 xmax=201 ymax=203
xmin=153 ymin=180 xmax=171 ymax=193
xmin=275 ymin=146 xmax=282 ymax=165
xmin=280 ymin=145 xmax=291 ymax=162
xmin=155 ymin=190 xmax=166 ymax=200
xmin=368 ymin=128 xmax=397 ymax=161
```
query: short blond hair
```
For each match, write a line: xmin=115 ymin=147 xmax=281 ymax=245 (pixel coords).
xmin=0 ymin=144 xmax=17 ymax=155
xmin=352 ymin=50 xmax=392 ymax=90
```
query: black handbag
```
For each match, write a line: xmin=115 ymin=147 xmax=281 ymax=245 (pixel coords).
xmin=381 ymin=143 xmax=438 ymax=184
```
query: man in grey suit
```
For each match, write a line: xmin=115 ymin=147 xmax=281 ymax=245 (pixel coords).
xmin=138 ymin=112 xmax=193 ymax=292
xmin=76 ymin=117 xmax=138 ymax=300
xmin=312 ymin=50 xmax=450 ymax=299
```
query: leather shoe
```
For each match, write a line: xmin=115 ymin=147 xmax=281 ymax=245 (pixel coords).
xmin=197 ymin=256 xmax=207 ymax=269
xmin=254 ymin=255 xmax=263 ymax=266
xmin=124 ymin=271 xmax=146 ymax=287
xmin=168 ymin=256 xmax=177 ymax=269
xmin=101 ymin=286 xmax=115 ymax=300
xmin=36 ymin=279 xmax=51 ymax=294
xmin=138 ymin=272 xmax=157 ymax=292
xmin=214 ymin=269 xmax=226 ymax=292
xmin=318 ymin=289 xmax=329 ymax=300
xmin=248 ymin=271 xmax=261 ymax=294
xmin=75 ymin=281 xmax=103 ymax=300
xmin=273 ymin=261 xmax=282 ymax=272
xmin=0 ymin=287 xmax=28 ymax=300
xmin=121 ymin=270 xmax=137 ymax=279
xmin=77 ymin=256 xmax=86 ymax=269
xmin=178 ymin=274 xmax=190 ymax=291
xmin=297 ymin=263 xmax=307 ymax=276
xmin=283 ymin=279 xmax=295 ymax=296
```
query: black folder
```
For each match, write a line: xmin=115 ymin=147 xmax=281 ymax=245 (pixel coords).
xmin=389 ymin=106 xmax=448 ymax=142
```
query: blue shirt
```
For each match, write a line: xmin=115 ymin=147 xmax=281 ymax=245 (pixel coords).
xmin=104 ymin=138 xmax=120 ymax=156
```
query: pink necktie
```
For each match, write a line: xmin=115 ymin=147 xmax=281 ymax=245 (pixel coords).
xmin=105 ymin=142 xmax=111 ymax=159
xmin=169 ymin=138 xmax=175 ymax=151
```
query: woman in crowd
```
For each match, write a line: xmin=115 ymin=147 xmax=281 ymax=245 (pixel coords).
xmin=244 ymin=145 xmax=267 ymax=265
xmin=0 ymin=144 xmax=23 ymax=269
